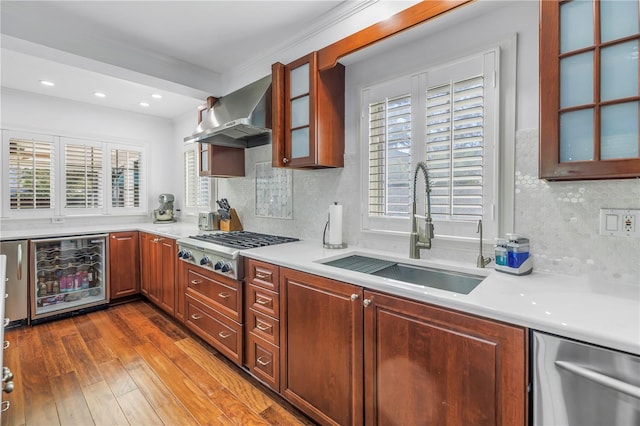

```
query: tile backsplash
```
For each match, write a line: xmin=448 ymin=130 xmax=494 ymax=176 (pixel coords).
xmin=218 ymin=130 xmax=640 ymax=285
xmin=514 ymin=129 xmax=640 ymax=283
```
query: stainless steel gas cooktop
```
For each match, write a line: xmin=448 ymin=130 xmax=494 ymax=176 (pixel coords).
xmin=177 ymin=231 xmax=298 ymax=280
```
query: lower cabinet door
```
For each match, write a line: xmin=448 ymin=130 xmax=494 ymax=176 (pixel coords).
xmin=280 ymin=268 xmax=364 ymax=426
xmin=363 ymin=290 xmax=527 ymax=426
xmin=247 ymin=333 xmax=279 ymax=391
xmin=185 ymin=294 xmax=243 ymax=365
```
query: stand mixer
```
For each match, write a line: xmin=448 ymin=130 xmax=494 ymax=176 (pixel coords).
xmin=153 ymin=194 xmax=177 ymax=223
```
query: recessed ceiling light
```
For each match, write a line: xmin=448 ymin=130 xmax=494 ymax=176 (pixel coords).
xmin=151 ymin=94 xmax=162 ymax=99
xmin=94 ymin=92 xmax=106 ymax=98
xmin=40 ymin=80 xmax=55 ymax=87
xmin=139 ymin=102 xmax=150 ymax=107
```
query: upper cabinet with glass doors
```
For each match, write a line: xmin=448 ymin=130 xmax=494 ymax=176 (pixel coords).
xmin=540 ymin=0 xmax=640 ymax=180
xmin=272 ymin=52 xmax=345 ymax=168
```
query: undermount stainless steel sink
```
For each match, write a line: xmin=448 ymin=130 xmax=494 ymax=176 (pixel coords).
xmin=321 ymin=255 xmax=484 ymax=295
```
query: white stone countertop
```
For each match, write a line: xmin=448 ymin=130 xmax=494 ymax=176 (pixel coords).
xmin=0 ymin=222 xmax=198 ymax=241
xmin=241 ymin=240 xmax=640 ymax=356
xmin=3 ymin=224 xmax=638 ymax=355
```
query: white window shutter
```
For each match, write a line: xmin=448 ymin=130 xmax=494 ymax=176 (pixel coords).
xmin=111 ymin=148 xmax=141 ymax=208
xmin=8 ymin=137 xmax=55 ymax=210
xmin=64 ymin=143 xmax=103 ymax=209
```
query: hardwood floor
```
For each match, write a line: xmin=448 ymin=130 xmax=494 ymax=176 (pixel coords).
xmin=1 ymin=300 xmax=315 ymax=426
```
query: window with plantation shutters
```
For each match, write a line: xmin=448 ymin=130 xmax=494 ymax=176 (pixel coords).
xmin=184 ymin=146 xmax=210 ymax=211
xmin=111 ymin=148 xmax=141 ymax=208
xmin=7 ymin=135 xmax=55 ymax=211
xmin=64 ymin=142 xmax=103 ymax=209
xmin=426 ymin=75 xmax=485 ymax=220
xmin=362 ymin=49 xmax=498 ymax=240
xmin=368 ymin=94 xmax=412 ymax=217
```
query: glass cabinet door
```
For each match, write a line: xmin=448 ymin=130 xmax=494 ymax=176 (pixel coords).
xmin=540 ymin=0 xmax=640 ymax=180
xmin=285 ymin=53 xmax=317 ymax=166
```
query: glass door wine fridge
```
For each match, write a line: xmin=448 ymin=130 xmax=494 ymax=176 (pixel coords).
xmin=30 ymin=234 xmax=109 ymax=321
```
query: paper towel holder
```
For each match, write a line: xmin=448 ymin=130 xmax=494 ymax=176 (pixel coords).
xmin=323 ymin=202 xmax=347 ymax=249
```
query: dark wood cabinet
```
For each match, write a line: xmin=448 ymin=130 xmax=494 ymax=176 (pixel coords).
xmin=280 ymin=267 xmax=364 ymax=426
xmin=245 ymin=259 xmax=282 ymax=391
xmin=108 ymin=231 xmax=140 ymax=301
xmin=539 ymin=0 xmax=640 ymax=180
xmin=184 ymin=262 xmax=243 ymax=366
xmin=139 ymin=232 xmax=176 ymax=316
xmin=199 ymin=143 xmax=245 ymax=177
xmin=272 ymin=52 xmax=345 ymax=169
xmin=363 ymin=290 xmax=527 ymax=426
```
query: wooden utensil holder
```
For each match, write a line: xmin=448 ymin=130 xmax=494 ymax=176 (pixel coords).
xmin=220 ymin=208 xmax=243 ymax=231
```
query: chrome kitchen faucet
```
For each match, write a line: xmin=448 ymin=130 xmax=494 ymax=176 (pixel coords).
xmin=409 ymin=162 xmax=435 ymax=259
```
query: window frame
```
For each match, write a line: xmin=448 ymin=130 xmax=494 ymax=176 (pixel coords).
xmin=2 ymin=129 xmax=148 ymax=219
xmin=539 ymin=0 xmax=640 ymax=180
xmin=107 ymin=143 xmax=147 ymax=215
xmin=183 ymin=142 xmax=212 ymax=215
xmin=360 ymin=48 xmax=501 ymax=242
xmin=60 ymin=137 xmax=105 ymax=216
xmin=2 ymin=130 xmax=57 ymax=219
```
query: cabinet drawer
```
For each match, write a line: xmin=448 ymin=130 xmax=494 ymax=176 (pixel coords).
xmin=185 ymin=294 xmax=243 ymax=366
xmin=247 ymin=284 xmax=279 ymax=318
xmin=246 ymin=259 xmax=279 ymax=292
xmin=247 ymin=334 xmax=280 ymax=391
xmin=247 ymin=309 xmax=280 ymax=346
xmin=187 ymin=268 xmax=241 ymax=322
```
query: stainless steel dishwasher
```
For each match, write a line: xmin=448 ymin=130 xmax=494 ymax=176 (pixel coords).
xmin=0 ymin=240 xmax=28 ymax=325
xmin=533 ymin=331 xmax=640 ymax=426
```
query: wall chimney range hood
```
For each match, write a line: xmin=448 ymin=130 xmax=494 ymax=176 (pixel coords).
xmin=184 ymin=75 xmax=272 ymax=148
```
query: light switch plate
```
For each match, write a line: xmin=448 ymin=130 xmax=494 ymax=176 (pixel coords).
xmin=600 ymin=208 xmax=640 ymax=238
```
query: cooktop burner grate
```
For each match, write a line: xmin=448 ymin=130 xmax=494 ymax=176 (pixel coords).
xmin=191 ymin=231 xmax=298 ymax=250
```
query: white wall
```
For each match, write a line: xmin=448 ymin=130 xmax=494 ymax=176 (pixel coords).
xmin=1 ymin=87 xmax=180 ymax=229
xmin=212 ymin=0 xmax=639 ymax=284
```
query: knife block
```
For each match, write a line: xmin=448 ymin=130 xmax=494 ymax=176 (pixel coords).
xmin=220 ymin=208 xmax=243 ymax=232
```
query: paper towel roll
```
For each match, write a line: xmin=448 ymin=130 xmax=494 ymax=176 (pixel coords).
xmin=329 ymin=203 xmax=343 ymax=245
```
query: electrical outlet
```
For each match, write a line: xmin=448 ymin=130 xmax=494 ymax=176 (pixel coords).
xmin=623 ymin=214 xmax=635 ymax=233
xmin=600 ymin=208 xmax=640 ymax=238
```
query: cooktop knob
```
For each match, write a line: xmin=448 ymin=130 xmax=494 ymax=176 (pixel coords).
xmin=182 ymin=250 xmax=193 ymax=260
xmin=214 ymin=260 xmax=225 ymax=270
xmin=177 ymin=249 xmax=185 ymax=258
xmin=200 ymin=256 xmax=212 ymax=266
xmin=221 ymin=262 xmax=233 ymax=273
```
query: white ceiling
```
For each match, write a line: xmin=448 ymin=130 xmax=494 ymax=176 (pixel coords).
xmin=0 ymin=0 xmax=368 ymax=119
xmin=0 ymin=1 xmax=500 ymax=120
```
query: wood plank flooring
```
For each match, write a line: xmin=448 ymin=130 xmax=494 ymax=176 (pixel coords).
xmin=1 ymin=300 xmax=315 ymax=426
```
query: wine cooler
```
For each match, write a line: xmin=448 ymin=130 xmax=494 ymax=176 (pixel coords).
xmin=30 ymin=234 xmax=109 ymax=321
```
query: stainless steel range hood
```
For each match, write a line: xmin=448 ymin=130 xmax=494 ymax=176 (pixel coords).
xmin=184 ymin=75 xmax=272 ymax=148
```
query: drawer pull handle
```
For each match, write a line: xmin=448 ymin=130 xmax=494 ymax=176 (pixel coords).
xmin=218 ymin=292 xmax=230 ymax=299
xmin=218 ymin=331 xmax=231 ymax=339
xmin=256 ymin=323 xmax=270 ymax=332
xmin=255 ymin=272 xmax=269 ymax=280
xmin=191 ymin=314 xmax=202 ymax=320
xmin=256 ymin=297 xmax=270 ymax=306
xmin=1 ymin=400 xmax=9 ymax=412
xmin=3 ymin=319 xmax=9 ymax=328
xmin=2 ymin=341 xmax=8 ymax=350
xmin=191 ymin=279 xmax=202 ymax=285
xmin=256 ymin=356 xmax=271 ymax=366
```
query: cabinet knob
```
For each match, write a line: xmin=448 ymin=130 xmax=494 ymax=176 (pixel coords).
xmin=2 ymin=341 xmax=8 ymax=350
xmin=350 ymin=294 xmax=359 ymax=301
xmin=282 ymin=157 xmax=289 ymax=164
xmin=363 ymin=299 xmax=372 ymax=307
xmin=3 ymin=381 xmax=13 ymax=394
